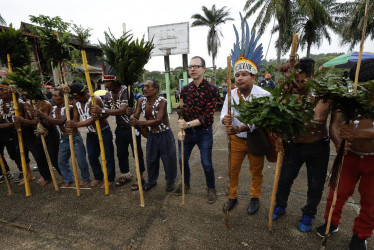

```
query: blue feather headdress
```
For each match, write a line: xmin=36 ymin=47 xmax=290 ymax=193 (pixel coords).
xmin=102 ymin=61 xmax=116 ymax=81
xmin=231 ymin=14 xmax=264 ymax=75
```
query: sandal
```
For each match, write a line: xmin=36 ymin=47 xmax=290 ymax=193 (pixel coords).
xmin=131 ymin=179 xmax=145 ymax=191
xmin=115 ymin=176 xmax=132 ymax=187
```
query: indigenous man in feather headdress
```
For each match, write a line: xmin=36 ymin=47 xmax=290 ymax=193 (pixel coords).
xmin=221 ymin=17 xmax=270 ymax=214
xmin=130 ymin=80 xmax=177 ymax=192
xmin=67 ymin=82 xmax=115 ymax=188
xmin=272 ymin=58 xmax=335 ymax=232
xmin=316 ymin=61 xmax=374 ymax=250
xmin=31 ymin=88 xmax=91 ymax=187
xmin=91 ymin=64 xmax=146 ymax=190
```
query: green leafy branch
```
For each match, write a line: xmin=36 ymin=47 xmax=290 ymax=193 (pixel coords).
xmin=6 ymin=66 xmax=43 ymax=99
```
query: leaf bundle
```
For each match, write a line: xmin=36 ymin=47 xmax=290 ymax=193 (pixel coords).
xmin=311 ymin=69 xmax=374 ymax=120
xmin=232 ymin=73 xmax=315 ymax=141
xmin=7 ymin=66 xmax=43 ymax=99
xmin=99 ymin=30 xmax=154 ymax=86
xmin=0 ymin=24 xmax=32 ymax=68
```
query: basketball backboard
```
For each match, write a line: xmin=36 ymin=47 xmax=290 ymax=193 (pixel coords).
xmin=148 ymin=22 xmax=189 ymax=56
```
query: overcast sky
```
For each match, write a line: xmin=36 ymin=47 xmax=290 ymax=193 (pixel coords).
xmin=2 ymin=0 xmax=373 ymax=71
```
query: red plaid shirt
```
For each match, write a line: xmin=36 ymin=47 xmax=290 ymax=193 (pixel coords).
xmin=181 ymin=79 xmax=217 ymax=127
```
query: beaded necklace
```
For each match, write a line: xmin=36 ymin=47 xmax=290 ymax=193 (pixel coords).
xmin=0 ymin=99 xmax=15 ymax=120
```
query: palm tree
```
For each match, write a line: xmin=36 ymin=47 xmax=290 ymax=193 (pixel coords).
xmin=244 ymin=0 xmax=333 ymax=82
xmin=335 ymin=0 xmax=373 ymax=50
xmin=0 ymin=14 xmax=6 ymax=26
xmin=191 ymin=5 xmax=233 ymax=84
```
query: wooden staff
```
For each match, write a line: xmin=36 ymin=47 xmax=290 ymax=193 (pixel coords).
xmin=268 ymin=34 xmax=298 ymax=231
xmin=224 ymin=56 xmax=232 ymax=228
xmin=128 ymin=85 xmax=145 ymax=207
xmin=59 ymin=65 xmax=81 ymax=197
xmin=321 ymin=1 xmax=369 ymax=247
xmin=7 ymin=53 xmax=31 ymax=197
xmin=0 ymin=154 xmax=12 ymax=195
xmin=179 ymin=99 xmax=186 ymax=206
xmin=81 ymin=50 xmax=109 ymax=195
xmin=32 ymin=101 xmax=59 ymax=191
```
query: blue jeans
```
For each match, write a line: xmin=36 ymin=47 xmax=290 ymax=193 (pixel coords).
xmin=58 ymin=132 xmax=90 ymax=183
xmin=178 ymin=125 xmax=215 ymax=189
xmin=86 ymin=127 xmax=115 ymax=182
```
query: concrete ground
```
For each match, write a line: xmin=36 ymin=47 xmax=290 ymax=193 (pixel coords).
xmin=0 ymin=112 xmax=372 ymax=250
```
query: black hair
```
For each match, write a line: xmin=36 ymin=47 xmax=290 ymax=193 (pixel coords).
xmin=349 ymin=59 xmax=374 ymax=82
xmin=31 ymin=89 xmax=47 ymax=100
xmin=54 ymin=88 xmax=64 ymax=98
xmin=297 ymin=58 xmax=315 ymax=77
xmin=70 ymin=82 xmax=86 ymax=96
xmin=191 ymin=56 xmax=206 ymax=67
xmin=149 ymin=80 xmax=160 ymax=92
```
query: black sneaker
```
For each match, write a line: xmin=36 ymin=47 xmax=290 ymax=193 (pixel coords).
xmin=349 ymin=234 xmax=367 ymax=250
xmin=0 ymin=175 xmax=4 ymax=184
xmin=166 ymin=183 xmax=175 ymax=192
xmin=174 ymin=183 xmax=190 ymax=196
xmin=247 ymin=198 xmax=260 ymax=215
xmin=14 ymin=172 xmax=24 ymax=183
xmin=6 ymin=171 xmax=14 ymax=180
xmin=207 ymin=188 xmax=217 ymax=204
xmin=32 ymin=165 xmax=39 ymax=171
xmin=316 ymin=222 xmax=339 ymax=237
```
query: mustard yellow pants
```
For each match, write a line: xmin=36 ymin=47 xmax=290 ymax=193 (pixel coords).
xmin=229 ymin=135 xmax=265 ymax=199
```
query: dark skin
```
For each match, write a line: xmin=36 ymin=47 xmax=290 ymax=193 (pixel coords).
xmin=91 ymin=80 xmax=132 ymax=116
xmin=30 ymin=91 xmax=79 ymax=135
xmin=66 ymin=91 xmax=109 ymax=132
xmin=130 ymin=80 xmax=169 ymax=133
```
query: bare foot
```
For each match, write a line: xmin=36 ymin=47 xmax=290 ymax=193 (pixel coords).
xmin=100 ymin=181 xmax=113 ymax=189
xmin=18 ymin=176 xmax=36 ymax=186
xmin=61 ymin=181 xmax=73 ymax=187
xmin=38 ymin=179 xmax=51 ymax=187
xmin=90 ymin=180 xmax=102 ymax=187
xmin=79 ymin=181 xmax=89 ymax=187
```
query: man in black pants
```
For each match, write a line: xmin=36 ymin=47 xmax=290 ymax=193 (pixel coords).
xmin=91 ymin=65 xmax=145 ymax=190
xmin=130 ymin=80 xmax=177 ymax=192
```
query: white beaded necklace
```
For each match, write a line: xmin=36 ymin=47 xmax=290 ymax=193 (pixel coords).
xmin=0 ymin=99 xmax=15 ymax=119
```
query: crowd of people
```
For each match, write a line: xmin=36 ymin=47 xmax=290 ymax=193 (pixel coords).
xmin=0 ymin=52 xmax=373 ymax=249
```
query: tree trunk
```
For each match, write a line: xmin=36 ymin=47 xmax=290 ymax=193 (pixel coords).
xmin=306 ymin=41 xmax=311 ymax=58
xmin=212 ymin=55 xmax=216 ymax=85
xmin=275 ymin=21 xmax=283 ymax=84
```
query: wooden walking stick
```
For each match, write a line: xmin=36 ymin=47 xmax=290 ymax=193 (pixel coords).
xmin=59 ymin=65 xmax=81 ymax=197
xmin=321 ymin=1 xmax=369 ymax=247
xmin=268 ymin=34 xmax=299 ymax=231
xmin=128 ymin=85 xmax=145 ymax=207
xmin=31 ymin=100 xmax=59 ymax=191
xmin=224 ymin=56 xmax=232 ymax=228
xmin=178 ymin=99 xmax=186 ymax=206
xmin=0 ymin=154 xmax=12 ymax=196
xmin=82 ymin=51 xmax=112 ymax=195
xmin=7 ymin=54 xmax=31 ymax=197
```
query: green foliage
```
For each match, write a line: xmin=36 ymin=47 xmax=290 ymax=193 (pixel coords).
xmin=311 ymin=69 xmax=374 ymax=120
xmin=7 ymin=66 xmax=43 ymax=99
xmin=29 ymin=15 xmax=74 ymax=69
xmin=0 ymin=24 xmax=32 ymax=68
xmin=99 ymin=30 xmax=154 ymax=86
xmin=232 ymin=72 xmax=315 ymax=141
xmin=71 ymin=24 xmax=92 ymax=49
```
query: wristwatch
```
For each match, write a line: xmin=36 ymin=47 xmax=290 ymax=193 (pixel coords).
xmin=187 ymin=122 xmax=191 ymax=129
xmin=101 ymin=108 xmax=106 ymax=114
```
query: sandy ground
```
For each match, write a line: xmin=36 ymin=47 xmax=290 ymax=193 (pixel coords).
xmin=0 ymin=112 xmax=372 ymax=249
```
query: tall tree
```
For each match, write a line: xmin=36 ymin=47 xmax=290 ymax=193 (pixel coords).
xmin=335 ymin=0 xmax=373 ymax=50
xmin=0 ymin=14 xmax=6 ymax=25
xmin=191 ymin=4 xmax=233 ymax=84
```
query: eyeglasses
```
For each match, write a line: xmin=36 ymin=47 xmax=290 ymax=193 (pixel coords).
xmin=188 ymin=65 xmax=203 ymax=69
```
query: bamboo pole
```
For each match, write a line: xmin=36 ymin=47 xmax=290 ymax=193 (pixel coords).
xmin=0 ymin=154 xmax=12 ymax=196
xmin=128 ymin=85 xmax=145 ymax=207
xmin=60 ymin=64 xmax=81 ymax=197
xmin=81 ymin=50 xmax=109 ymax=195
xmin=353 ymin=0 xmax=369 ymax=91
xmin=7 ymin=53 xmax=31 ymax=197
xmin=268 ymin=34 xmax=298 ymax=231
xmin=224 ymin=56 xmax=232 ymax=228
xmin=179 ymin=99 xmax=185 ymax=206
xmin=32 ymin=101 xmax=59 ymax=191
